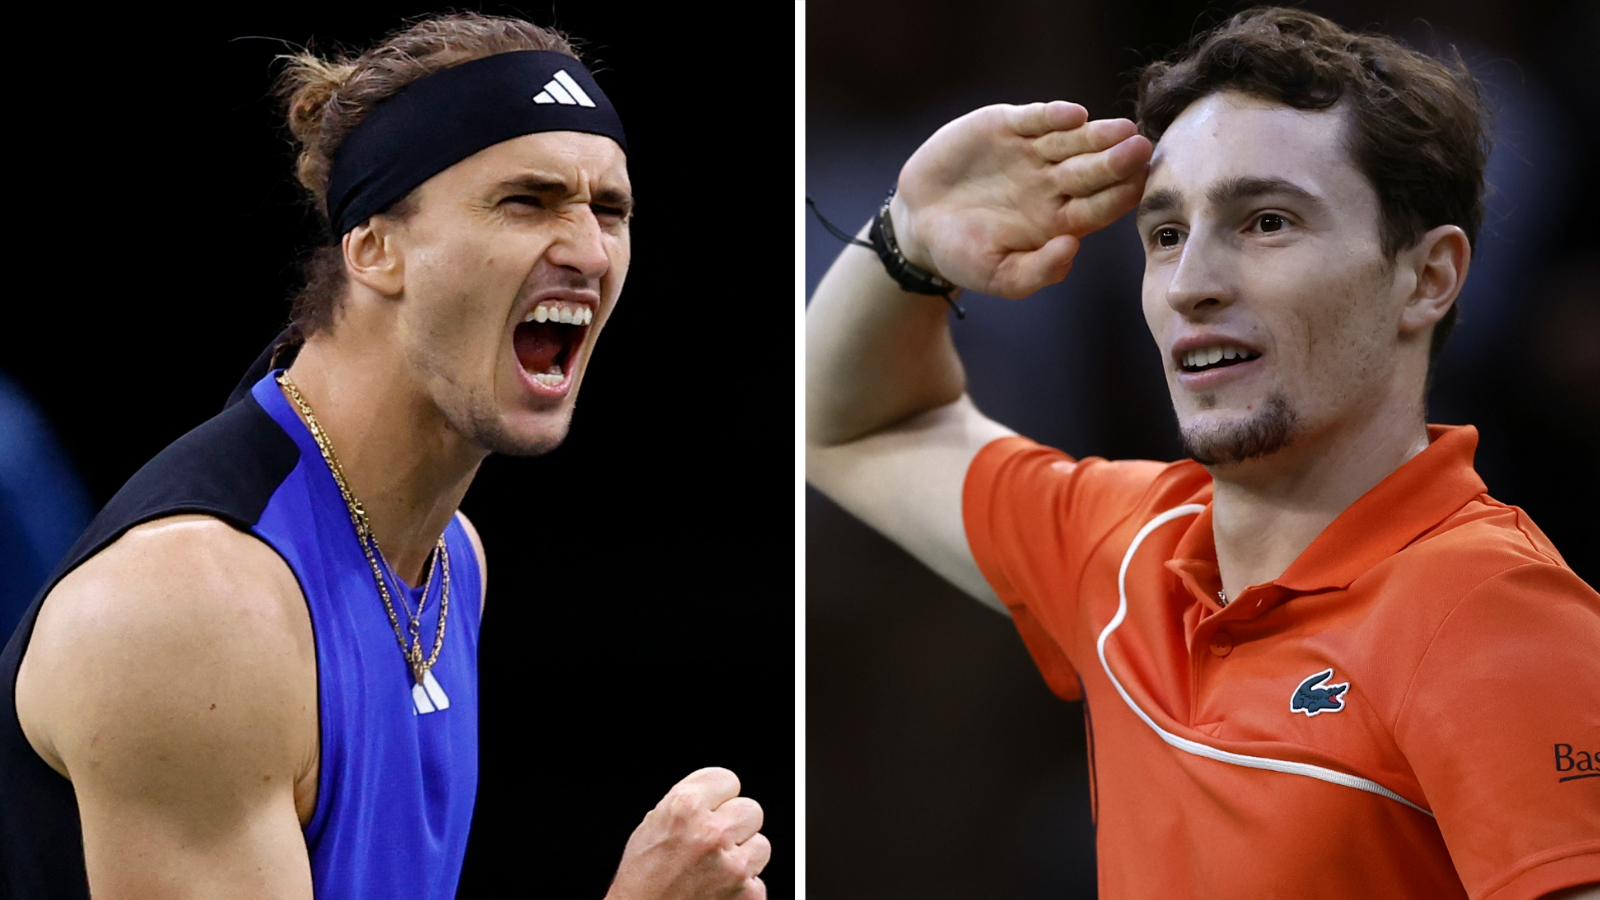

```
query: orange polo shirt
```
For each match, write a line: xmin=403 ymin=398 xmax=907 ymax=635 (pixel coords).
xmin=964 ymin=425 xmax=1600 ymax=900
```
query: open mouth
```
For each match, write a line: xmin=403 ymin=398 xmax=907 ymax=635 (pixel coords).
xmin=1179 ymin=345 xmax=1261 ymax=374
xmin=513 ymin=300 xmax=593 ymax=387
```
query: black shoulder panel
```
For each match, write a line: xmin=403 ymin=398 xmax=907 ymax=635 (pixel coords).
xmin=0 ymin=393 xmax=301 ymax=898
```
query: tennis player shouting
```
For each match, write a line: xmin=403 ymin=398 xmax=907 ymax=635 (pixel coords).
xmin=2 ymin=13 xmax=768 ymax=900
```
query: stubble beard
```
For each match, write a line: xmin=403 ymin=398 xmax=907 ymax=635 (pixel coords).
xmin=455 ymin=399 xmax=574 ymax=458
xmin=426 ymin=370 xmax=574 ymax=457
xmin=414 ymin=343 xmax=577 ymax=458
xmin=1179 ymin=392 xmax=1300 ymax=467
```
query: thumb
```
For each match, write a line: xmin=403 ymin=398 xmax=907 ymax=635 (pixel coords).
xmin=992 ymin=233 xmax=1080 ymax=299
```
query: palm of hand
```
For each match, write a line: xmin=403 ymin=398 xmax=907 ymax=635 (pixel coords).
xmin=896 ymin=101 xmax=1152 ymax=300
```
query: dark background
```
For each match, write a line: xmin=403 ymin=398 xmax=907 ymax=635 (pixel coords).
xmin=807 ymin=1 xmax=1598 ymax=898
xmin=5 ymin=4 xmax=792 ymax=898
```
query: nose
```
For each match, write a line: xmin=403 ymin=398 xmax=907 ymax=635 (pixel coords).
xmin=1164 ymin=233 xmax=1235 ymax=317
xmin=546 ymin=206 xmax=612 ymax=283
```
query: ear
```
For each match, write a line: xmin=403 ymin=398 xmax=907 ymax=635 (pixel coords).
xmin=1396 ymin=224 xmax=1470 ymax=337
xmin=341 ymin=217 xmax=406 ymax=298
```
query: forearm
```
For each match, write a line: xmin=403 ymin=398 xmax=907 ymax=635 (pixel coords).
xmin=805 ymin=217 xmax=967 ymax=448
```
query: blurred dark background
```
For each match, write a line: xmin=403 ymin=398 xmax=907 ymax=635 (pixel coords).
xmin=4 ymin=4 xmax=792 ymax=898
xmin=806 ymin=1 xmax=1598 ymax=897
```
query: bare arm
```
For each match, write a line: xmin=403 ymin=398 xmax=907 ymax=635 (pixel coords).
xmin=805 ymin=101 xmax=1152 ymax=607
xmin=15 ymin=517 xmax=320 ymax=899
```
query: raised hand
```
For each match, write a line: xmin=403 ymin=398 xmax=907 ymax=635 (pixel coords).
xmin=605 ymin=768 xmax=770 ymax=900
xmin=892 ymin=101 xmax=1152 ymax=299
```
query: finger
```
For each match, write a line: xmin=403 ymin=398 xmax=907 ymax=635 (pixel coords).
xmin=664 ymin=767 xmax=740 ymax=811
xmin=1054 ymin=134 xmax=1154 ymax=197
xmin=1060 ymin=177 xmax=1147 ymax=234
xmin=739 ymin=833 xmax=773 ymax=876
xmin=739 ymin=876 xmax=767 ymax=900
xmin=1003 ymin=100 xmax=1087 ymax=138
xmin=712 ymin=796 xmax=764 ymax=844
xmin=991 ymin=233 xmax=1079 ymax=299
xmin=1034 ymin=117 xmax=1141 ymax=163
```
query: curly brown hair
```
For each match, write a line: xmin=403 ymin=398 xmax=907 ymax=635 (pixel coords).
xmin=275 ymin=13 xmax=578 ymax=338
xmin=1135 ymin=7 xmax=1490 ymax=366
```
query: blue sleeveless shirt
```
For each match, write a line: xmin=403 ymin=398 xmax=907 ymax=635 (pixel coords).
xmin=0 ymin=370 xmax=481 ymax=899
xmin=249 ymin=373 xmax=482 ymax=899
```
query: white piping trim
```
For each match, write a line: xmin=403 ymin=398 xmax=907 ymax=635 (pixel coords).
xmin=1094 ymin=504 xmax=1434 ymax=817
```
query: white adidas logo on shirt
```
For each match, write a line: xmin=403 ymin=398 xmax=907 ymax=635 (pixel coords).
xmin=533 ymin=70 xmax=596 ymax=108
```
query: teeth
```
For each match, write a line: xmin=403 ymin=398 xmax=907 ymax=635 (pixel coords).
xmin=531 ymin=363 xmax=565 ymax=387
xmin=1183 ymin=345 xmax=1256 ymax=369
xmin=521 ymin=303 xmax=594 ymax=326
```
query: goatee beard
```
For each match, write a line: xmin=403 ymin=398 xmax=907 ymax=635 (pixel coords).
xmin=1180 ymin=393 xmax=1300 ymax=466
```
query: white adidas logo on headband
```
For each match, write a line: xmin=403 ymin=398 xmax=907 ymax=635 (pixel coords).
xmin=532 ymin=70 xmax=596 ymax=108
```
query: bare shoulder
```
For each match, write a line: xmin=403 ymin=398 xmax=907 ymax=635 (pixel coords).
xmin=455 ymin=510 xmax=489 ymax=611
xmin=15 ymin=514 xmax=318 ymax=894
xmin=18 ymin=514 xmax=317 ymax=780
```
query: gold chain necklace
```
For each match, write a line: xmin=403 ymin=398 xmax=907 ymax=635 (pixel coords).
xmin=278 ymin=373 xmax=450 ymax=687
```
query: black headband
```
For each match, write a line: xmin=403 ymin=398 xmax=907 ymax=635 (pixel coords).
xmin=324 ymin=50 xmax=627 ymax=238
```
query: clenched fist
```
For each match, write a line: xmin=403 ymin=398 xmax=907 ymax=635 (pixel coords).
xmin=892 ymin=100 xmax=1153 ymax=299
xmin=604 ymin=768 xmax=770 ymax=900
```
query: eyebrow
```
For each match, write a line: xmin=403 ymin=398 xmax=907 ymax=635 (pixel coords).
xmin=1206 ymin=176 xmax=1322 ymax=210
xmin=1137 ymin=176 xmax=1324 ymax=221
xmin=1137 ymin=188 xmax=1182 ymax=220
xmin=496 ymin=175 xmax=634 ymax=211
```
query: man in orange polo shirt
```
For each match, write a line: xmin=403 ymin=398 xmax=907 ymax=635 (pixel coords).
xmin=805 ymin=8 xmax=1599 ymax=899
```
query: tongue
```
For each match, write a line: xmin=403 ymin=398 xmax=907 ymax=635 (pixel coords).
xmin=514 ymin=322 xmax=564 ymax=373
